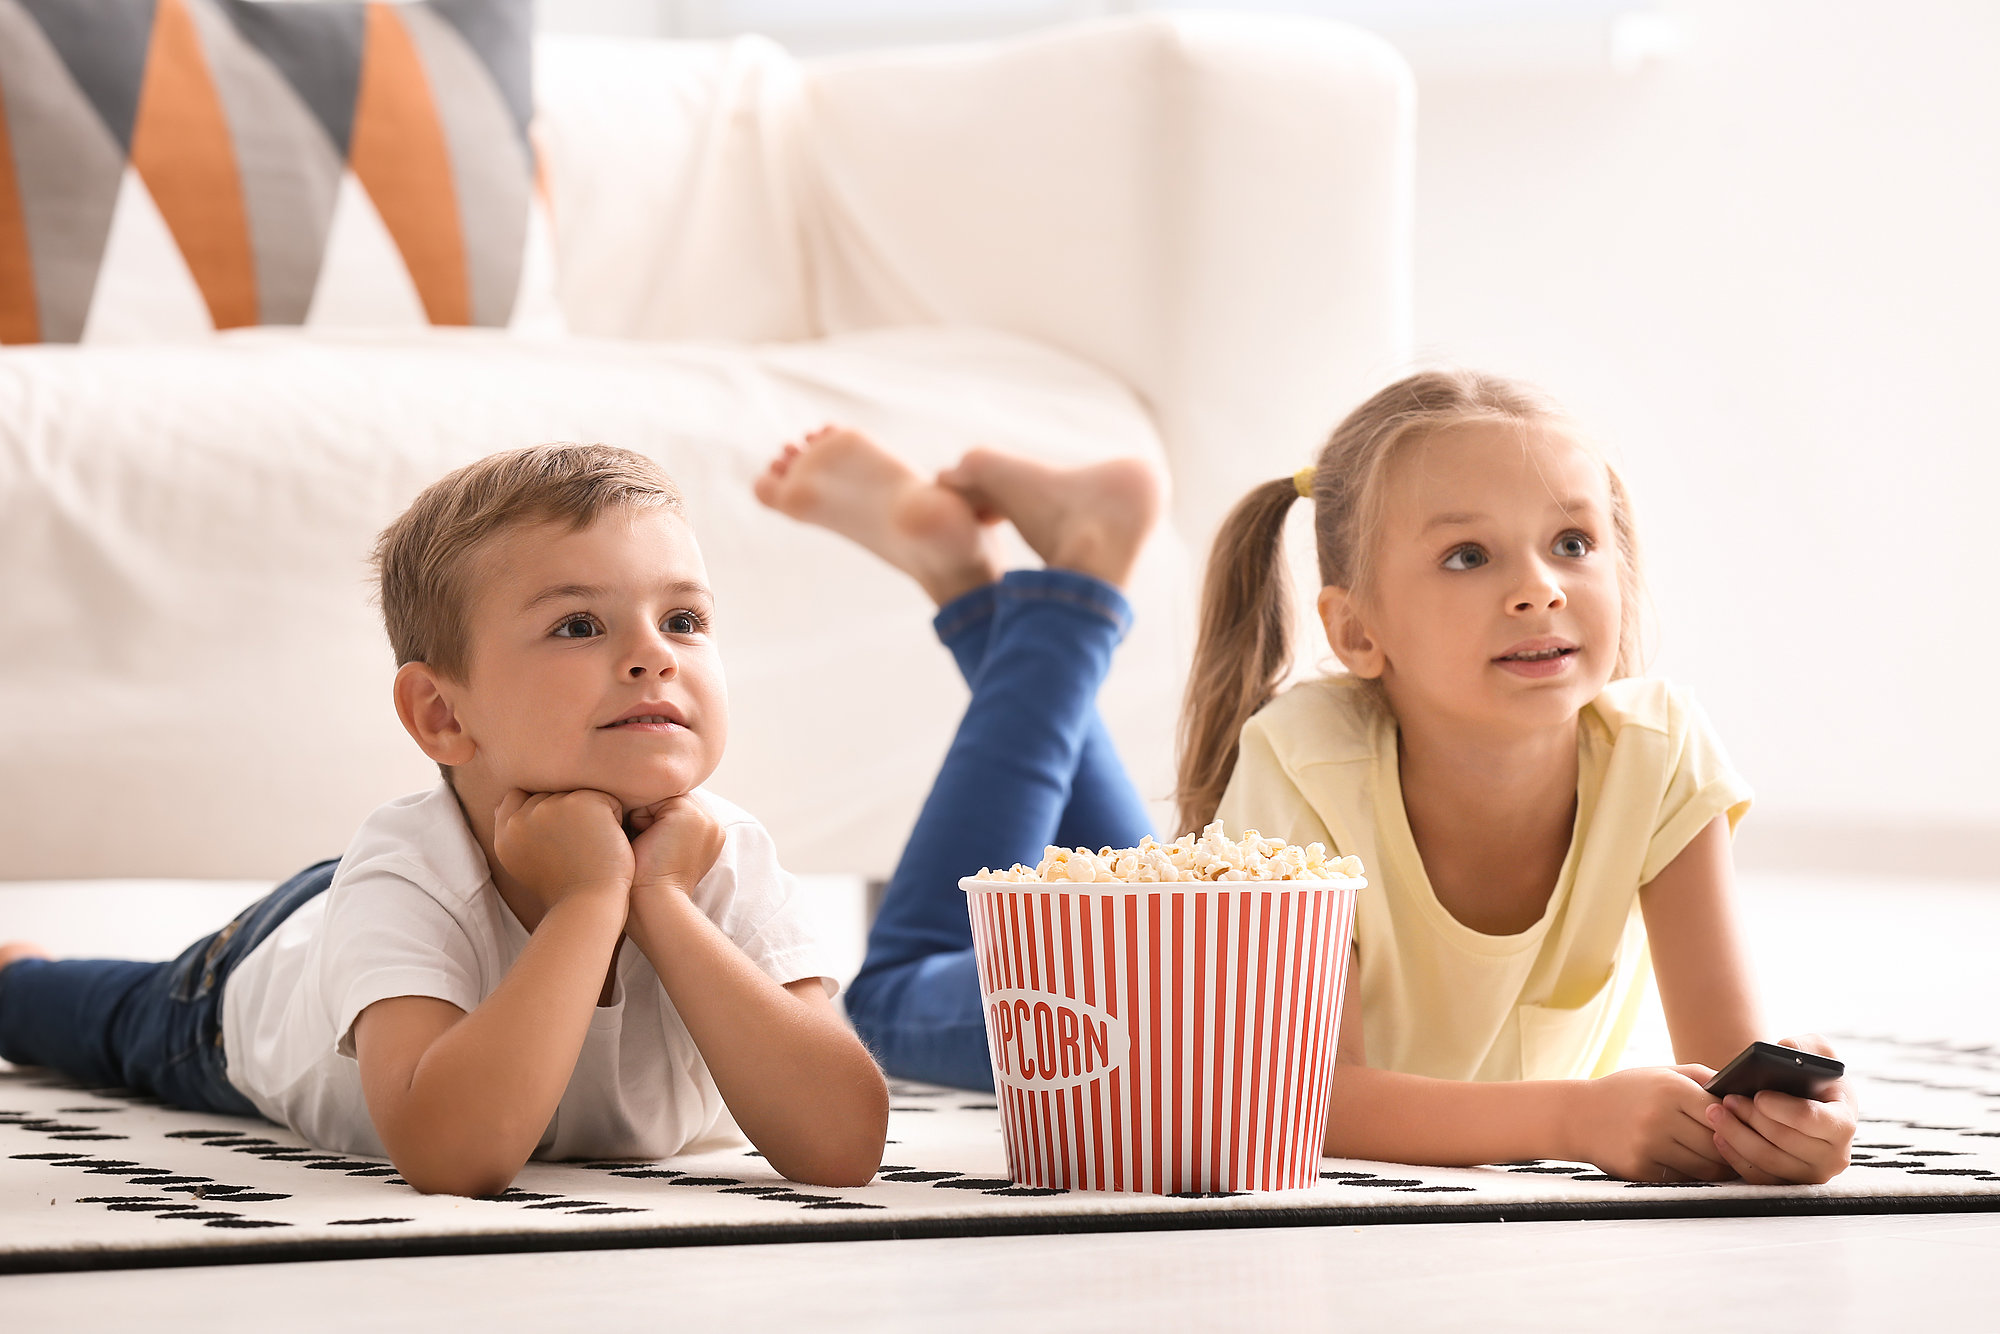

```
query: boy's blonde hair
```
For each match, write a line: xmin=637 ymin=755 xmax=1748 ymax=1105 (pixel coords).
xmin=1174 ymin=369 xmax=1647 ymax=836
xmin=373 ymin=443 xmax=683 ymax=681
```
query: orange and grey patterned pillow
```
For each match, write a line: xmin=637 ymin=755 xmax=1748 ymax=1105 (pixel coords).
xmin=0 ymin=0 xmax=558 ymax=344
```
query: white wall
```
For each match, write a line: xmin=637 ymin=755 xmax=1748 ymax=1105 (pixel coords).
xmin=536 ymin=0 xmax=1997 ymax=869
xmin=1406 ymin=0 xmax=2000 ymax=870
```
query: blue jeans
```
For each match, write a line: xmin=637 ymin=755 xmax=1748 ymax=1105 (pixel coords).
xmin=0 ymin=859 xmax=338 ymax=1116
xmin=845 ymin=569 xmax=1154 ymax=1090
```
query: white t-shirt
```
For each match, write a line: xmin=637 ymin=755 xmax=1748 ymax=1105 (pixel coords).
xmin=219 ymin=783 xmax=832 ymax=1160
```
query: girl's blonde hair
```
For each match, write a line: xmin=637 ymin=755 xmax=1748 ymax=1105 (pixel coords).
xmin=1173 ymin=369 xmax=1647 ymax=836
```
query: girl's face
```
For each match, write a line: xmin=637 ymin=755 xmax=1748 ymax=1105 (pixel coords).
xmin=1324 ymin=418 xmax=1623 ymax=738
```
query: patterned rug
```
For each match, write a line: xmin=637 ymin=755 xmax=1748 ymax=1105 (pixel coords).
xmin=5 ymin=1034 xmax=1997 ymax=1274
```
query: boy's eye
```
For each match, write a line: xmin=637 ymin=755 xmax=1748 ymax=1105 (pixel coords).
xmin=553 ymin=616 xmax=601 ymax=639
xmin=1441 ymin=545 xmax=1488 ymax=571
xmin=663 ymin=611 xmax=706 ymax=636
xmin=1553 ymin=532 xmax=1593 ymax=559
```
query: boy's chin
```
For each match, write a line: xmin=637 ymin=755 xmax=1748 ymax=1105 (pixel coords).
xmin=469 ymin=756 xmax=713 ymax=811
xmin=605 ymin=767 xmax=714 ymax=815
xmin=616 ymin=787 xmax=695 ymax=816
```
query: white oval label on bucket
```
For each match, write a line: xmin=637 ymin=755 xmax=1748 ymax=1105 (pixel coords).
xmin=982 ymin=989 xmax=1129 ymax=1091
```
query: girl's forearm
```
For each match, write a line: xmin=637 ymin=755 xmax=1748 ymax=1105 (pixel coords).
xmin=1324 ymin=1064 xmax=1583 ymax=1167
xmin=394 ymin=892 xmax=627 ymax=1191
xmin=627 ymin=890 xmax=888 ymax=1186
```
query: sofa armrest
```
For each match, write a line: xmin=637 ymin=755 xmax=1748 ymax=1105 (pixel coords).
xmin=802 ymin=14 xmax=1415 ymax=548
xmin=537 ymin=17 xmax=1412 ymax=549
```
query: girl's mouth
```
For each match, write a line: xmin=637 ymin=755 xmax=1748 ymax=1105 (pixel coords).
xmin=1494 ymin=644 xmax=1580 ymax=678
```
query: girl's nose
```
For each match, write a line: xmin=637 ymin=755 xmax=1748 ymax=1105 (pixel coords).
xmin=1513 ymin=564 xmax=1567 ymax=612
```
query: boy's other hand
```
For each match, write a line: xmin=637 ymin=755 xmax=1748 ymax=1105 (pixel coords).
xmin=493 ymin=789 xmax=634 ymax=919
xmin=1572 ymin=1064 xmax=1734 ymax=1184
xmin=1705 ymin=1034 xmax=1857 ymax=1185
xmin=628 ymin=794 xmax=726 ymax=897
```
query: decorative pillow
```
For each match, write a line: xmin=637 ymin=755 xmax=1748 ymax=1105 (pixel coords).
xmin=0 ymin=0 xmax=560 ymax=343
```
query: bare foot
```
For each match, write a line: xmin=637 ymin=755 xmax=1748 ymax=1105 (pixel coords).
xmin=0 ymin=941 xmax=50 ymax=973
xmin=938 ymin=450 xmax=1165 ymax=588
xmin=754 ymin=426 xmax=1001 ymax=605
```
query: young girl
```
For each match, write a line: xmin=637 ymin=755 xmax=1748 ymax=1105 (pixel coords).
xmin=758 ymin=368 xmax=1855 ymax=1187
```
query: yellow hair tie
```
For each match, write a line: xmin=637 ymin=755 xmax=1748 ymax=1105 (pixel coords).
xmin=1293 ymin=465 xmax=1316 ymax=499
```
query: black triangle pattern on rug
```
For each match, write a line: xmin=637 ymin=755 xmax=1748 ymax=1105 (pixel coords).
xmin=4 ymin=1034 xmax=1998 ymax=1276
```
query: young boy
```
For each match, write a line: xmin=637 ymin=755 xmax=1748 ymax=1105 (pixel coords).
xmin=0 ymin=445 xmax=889 ymax=1196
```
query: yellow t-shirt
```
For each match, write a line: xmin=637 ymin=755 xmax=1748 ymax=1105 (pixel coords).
xmin=1214 ymin=675 xmax=1752 ymax=1083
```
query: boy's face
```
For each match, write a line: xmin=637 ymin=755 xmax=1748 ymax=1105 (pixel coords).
xmin=445 ymin=506 xmax=728 ymax=810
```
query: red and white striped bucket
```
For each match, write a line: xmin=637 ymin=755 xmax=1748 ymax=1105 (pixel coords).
xmin=961 ymin=877 xmax=1359 ymax=1195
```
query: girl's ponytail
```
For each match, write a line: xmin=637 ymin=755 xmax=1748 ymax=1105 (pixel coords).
xmin=1174 ymin=477 xmax=1303 ymax=837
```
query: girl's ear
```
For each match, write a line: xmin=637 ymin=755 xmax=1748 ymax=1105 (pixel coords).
xmin=1318 ymin=586 xmax=1386 ymax=679
xmin=393 ymin=662 xmax=477 ymax=766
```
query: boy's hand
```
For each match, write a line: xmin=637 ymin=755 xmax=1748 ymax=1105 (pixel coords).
xmin=627 ymin=794 xmax=726 ymax=898
xmin=1572 ymin=1065 xmax=1733 ymax=1183
xmin=1705 ymin=1034 xmax=1857 ymax=1184
xmin=492 ymin=789 xmax=633 ymax=917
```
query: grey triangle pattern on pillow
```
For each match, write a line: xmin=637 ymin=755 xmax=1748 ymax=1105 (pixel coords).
xmin=427 ymin=0 xmax=533 ymax=147
xmin=214 ymin=0 xmax=365 ymax=156
xmin=0 ymin=0 xmax=547 ymax=344
xmin=0 ymin=0 xmax=128 ymax=343
xmin=14 ymin=0 xmax=157 ymax=151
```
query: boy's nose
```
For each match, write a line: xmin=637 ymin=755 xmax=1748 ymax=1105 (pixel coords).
xmin=623 ymin=635 xmax=678 ymax=678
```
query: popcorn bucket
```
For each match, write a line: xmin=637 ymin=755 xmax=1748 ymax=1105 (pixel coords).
xmin=961 ymin=876 xmax=1360 ymax=1194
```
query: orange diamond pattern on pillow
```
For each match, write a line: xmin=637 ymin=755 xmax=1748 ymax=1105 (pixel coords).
xmin=0 ymin=0 xmax=552 ymax=343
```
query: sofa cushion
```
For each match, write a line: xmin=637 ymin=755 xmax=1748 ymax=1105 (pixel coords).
xmin=0 ymin=324 xmax=1188 ymax=880
xmin=0 ymin=0 xmax=558 ymax=344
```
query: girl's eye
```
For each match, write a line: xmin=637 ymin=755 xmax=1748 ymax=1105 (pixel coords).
xmin=1553 ymin=532 xmax=1594 ymax=559
xmin=1441 ymin=545 xmax=1488 ymax=571
xmin=553 ymin=616 xmax=601 ymax=639
xmin=664 ymin=611 xmax=706 ymax=636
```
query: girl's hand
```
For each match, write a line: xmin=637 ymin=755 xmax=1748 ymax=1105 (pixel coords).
xmin=1705 ymin=1034 xmax=1857 ymax=1184
xmin=492 ymin=789 xmax=634 ymax=919
xmin=628 ymin=794 xmax=726 ymax=899
xmin=1572 ymin=1065 xmax=1734 ymax=1183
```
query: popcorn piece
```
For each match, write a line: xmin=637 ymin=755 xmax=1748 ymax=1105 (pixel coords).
xmin=979 ymin=823 xmax=1366 ymax=885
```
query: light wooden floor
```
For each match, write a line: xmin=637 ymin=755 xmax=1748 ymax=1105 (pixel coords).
xmin=4 ymin=871 xmax=1997 ymax=1330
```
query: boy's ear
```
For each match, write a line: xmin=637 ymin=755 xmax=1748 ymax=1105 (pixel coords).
xmin=1318 ymin=586 xmax=1386 ymax=679
xmin=393 ymin=662 xmax=477 ymax=766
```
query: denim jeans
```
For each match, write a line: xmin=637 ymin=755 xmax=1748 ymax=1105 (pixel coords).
xmin=844 ymin=569 xmax=1155 ymax=1090
xmin=0 ymin=859 xmax=338 ymax=1115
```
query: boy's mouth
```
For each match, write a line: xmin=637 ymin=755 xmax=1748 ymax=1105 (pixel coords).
xmin=599 ymin=702 xmax=688 ymax=729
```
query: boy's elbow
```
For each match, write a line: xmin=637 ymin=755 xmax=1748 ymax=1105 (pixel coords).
xmin=389 ymin=1141 xmax=522 ymax=1199
xmin=776 ymin=1138 xmax=886 ymax=1188
xmin=774 ymin=1086 xmax=891 ymax=1187
xmin=399 ymin=1160 xmax=519 ymax=1199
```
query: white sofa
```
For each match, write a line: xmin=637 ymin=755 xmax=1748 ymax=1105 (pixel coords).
xmin=0 ymin=15 xmax=1412 ymax=886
